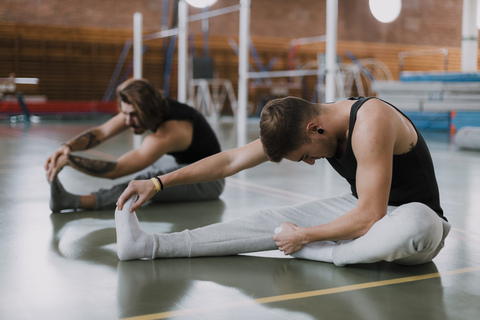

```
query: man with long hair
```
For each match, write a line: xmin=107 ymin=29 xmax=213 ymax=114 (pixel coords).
xmin=45 ymin=78 xmax=224 ymax=212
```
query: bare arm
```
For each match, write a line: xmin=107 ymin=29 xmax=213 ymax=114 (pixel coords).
xmin=117 ymin=139 xmax=269 ymax=212
xmin=66 ymin=155 xmax=118 ymax=176
xmin=66 ymin=113 xmax=128 ymax=151
xmin=61 ymin=119 xmax=193 ymax=179
xmin=45 ymin=114 xmax=127 ymax=182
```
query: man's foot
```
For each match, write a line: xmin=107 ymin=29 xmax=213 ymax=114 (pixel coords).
xmin=274 ymin=226 xmax=334 ymax=263
xmin=50 ymin=176 xmax=80 ymax=213
xmin=115 ymin=196 xmax=155 ymax=261
xmin=291 ymin=241 xmax=335 ymax=263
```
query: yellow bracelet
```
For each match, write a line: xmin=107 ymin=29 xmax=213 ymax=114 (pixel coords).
xmin=150 ymin=177 xmax=161 ymax=192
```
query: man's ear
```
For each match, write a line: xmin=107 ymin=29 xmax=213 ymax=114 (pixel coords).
xmin=306 ymin=122 xmax=320 ymax=134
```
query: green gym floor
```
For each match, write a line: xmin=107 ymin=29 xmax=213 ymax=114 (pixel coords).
xmin=1 ymin=115 xmax=479 ymax=320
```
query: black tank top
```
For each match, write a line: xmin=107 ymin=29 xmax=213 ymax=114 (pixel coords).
xmin=326 ymin=97 xmax=445 ymax=220
xmin=162 ymin=98 xmax=221 ymax=164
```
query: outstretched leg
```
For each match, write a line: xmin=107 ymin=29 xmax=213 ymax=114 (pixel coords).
xmin=113 ymin=194 xmax=356 ymax=261
xmin=115 ymin=196 xmax=155 ymax=261
xmin=151 ymin=194 xmax=357 ymax=259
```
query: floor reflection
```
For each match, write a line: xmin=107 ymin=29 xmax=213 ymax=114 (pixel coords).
xmin=116 ymin=257 xmax=448 ymax=320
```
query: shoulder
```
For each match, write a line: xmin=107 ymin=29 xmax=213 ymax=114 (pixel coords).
xmin=165 ymin=99 xmax=202 ymax=121
xmin=153 ymin=119 xmax=193 ymax=139
xmin=145 ymin=119 xmax=193 ymax=152
xmin=355 ymin=99 xmax=399 ymax=131
xmin=352 ymin=99 xmax=397 ymax=154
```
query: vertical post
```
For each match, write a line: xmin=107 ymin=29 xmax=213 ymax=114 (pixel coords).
xmin=325 ymin=0 xmax=338 ymax=102
xmin=133 ymin=12 xmax=144 ymax=148
xmin=461 ymin=0 xmax=478 ymax=72
xmin=133 ymin=12 xmax=143 ymax=79
xmin=237 ymin=0 xmax=251 ymax=147
xmin=202 ymin=7 xmax=210 ymax=56
xmin=178 ymin=0 xmax=189 ymax=103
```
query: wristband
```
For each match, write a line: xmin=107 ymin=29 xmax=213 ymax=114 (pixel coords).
xmin=154 ymin=176 xmax=164 ymax=191
xmin=150 ymin=177 xmax=161 ymax=192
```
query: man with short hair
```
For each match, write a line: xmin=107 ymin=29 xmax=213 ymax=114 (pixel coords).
xmin=115 ymin=96 xmax=450 ymax=266
xmin=45 ymin=78 xmax=224 ymax=212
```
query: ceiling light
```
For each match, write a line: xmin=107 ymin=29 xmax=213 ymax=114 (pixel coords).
xmin=185 ymin=0 xmax=218 ymax=8
xmin=369 ymin=0 xmax=402 ymax=23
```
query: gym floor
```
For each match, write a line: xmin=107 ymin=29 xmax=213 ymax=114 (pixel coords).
xmin=0 ymin=115 xmax=479 ymax=320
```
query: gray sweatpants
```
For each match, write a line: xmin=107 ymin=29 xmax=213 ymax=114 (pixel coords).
xmin=93 ymin=159 xmax=225 ymax=210
xmin=152 ymin=193 xmax=451 ymax=266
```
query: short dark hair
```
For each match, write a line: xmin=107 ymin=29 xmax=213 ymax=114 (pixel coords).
xmin=116 ymin=78 xmax=169 ymax=131
xmin=259 ymin=96 xmax=318 ymax=162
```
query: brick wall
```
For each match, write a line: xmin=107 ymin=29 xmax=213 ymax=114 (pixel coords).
xmin=0 ymin=0 xmax=476 ymax=103
xmin=0 ymin=0 xmax=468 ymax=47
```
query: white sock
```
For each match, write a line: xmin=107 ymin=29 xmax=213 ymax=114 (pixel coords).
xmin=291 ymin=241 xmax=335 ymax=263
xmin=50 ymin=176 xmax=80 ymax=213
xmin=115 ymin=196 xmax=155 ymax=261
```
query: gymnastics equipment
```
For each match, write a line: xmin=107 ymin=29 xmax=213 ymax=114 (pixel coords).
xmin=0 ymin=75 xmax=39 ymax=123
xmin=325 ymin=0 xmax=338 ymax=103
xmin=129 ymin=0 xmax=340 ymax=148
xmin=188 ymin=55 xmax=237 ymax=120
xmin=342 ymin=51 xmax=393 ymax=97
xmin=398 ymin=48 xmax=448 ymax=74
xmin=228 ymin=38 xmax=279 ymax=85
xmin=374 ymin=71 xmax=480 ymax=112
xmin=461 ymin=0 xmax=478 ymax=72
xmin=103 ymin=40 xmax=132 ymax=101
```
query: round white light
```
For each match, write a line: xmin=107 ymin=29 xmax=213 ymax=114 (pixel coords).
xmin=369 ymin=0 xmax=402 ymax=23
xmin=185 ymin=0 xmax=218 ymax=8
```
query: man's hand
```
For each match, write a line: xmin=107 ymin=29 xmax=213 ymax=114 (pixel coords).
xmin=45 ymin=145 xmax=71 ymax=183
xmin=273 ymin=222 xmax=307 ymax=255
xmin=116 ymin=179 xmax=157 ymax=212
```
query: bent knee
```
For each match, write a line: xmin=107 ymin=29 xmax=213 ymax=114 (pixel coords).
xmin=392 ymin=203 xmax=440 ymax=231
xmin=392 ymin=203 xmax=444 ymax=250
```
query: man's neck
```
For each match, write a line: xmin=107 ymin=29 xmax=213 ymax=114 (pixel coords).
xmin=322 ymin=100 xmax=353 ymax=141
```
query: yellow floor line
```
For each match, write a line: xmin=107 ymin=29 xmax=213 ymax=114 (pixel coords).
xmin=121 ymin=265 xmax=480 ymax=320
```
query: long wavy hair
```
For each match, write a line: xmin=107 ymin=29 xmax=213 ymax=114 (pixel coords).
xmin=116 ymin=78 xmax=169 ymax=131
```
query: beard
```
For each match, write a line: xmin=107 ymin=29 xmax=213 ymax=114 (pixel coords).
xmin=131 ymin=125 xmax=146 ymax=135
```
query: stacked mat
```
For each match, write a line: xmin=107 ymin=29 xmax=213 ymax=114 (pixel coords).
xmin=373 ymin=71 xmax=480 ymax=131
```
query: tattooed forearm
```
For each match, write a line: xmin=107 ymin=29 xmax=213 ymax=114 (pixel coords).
xmin=67 ymin=131 xmax=101 ymax=151
xmin=69 ymin=155 xmax=117 ymax=175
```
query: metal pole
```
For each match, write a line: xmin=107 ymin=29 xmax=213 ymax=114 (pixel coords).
xmin=325 ymin=0 xmax=338 ymax=102
xmin=178 ymin=0 xmax=189 ymax=103
xmin=461 ymin=0 xmax=478 ymax=72
xmin=237 ymin=0 xmax=250 ymax=147
xmin=189 ymin=4 xmax=241 ymax=22
xmin=133 ymin=12 xmax=143 ymax=79
xmin=202 ymin=7 xmax=210 ymax=56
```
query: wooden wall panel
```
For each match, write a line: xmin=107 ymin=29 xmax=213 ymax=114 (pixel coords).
xmin=0 ymin=23 xmax=474 ymax=105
